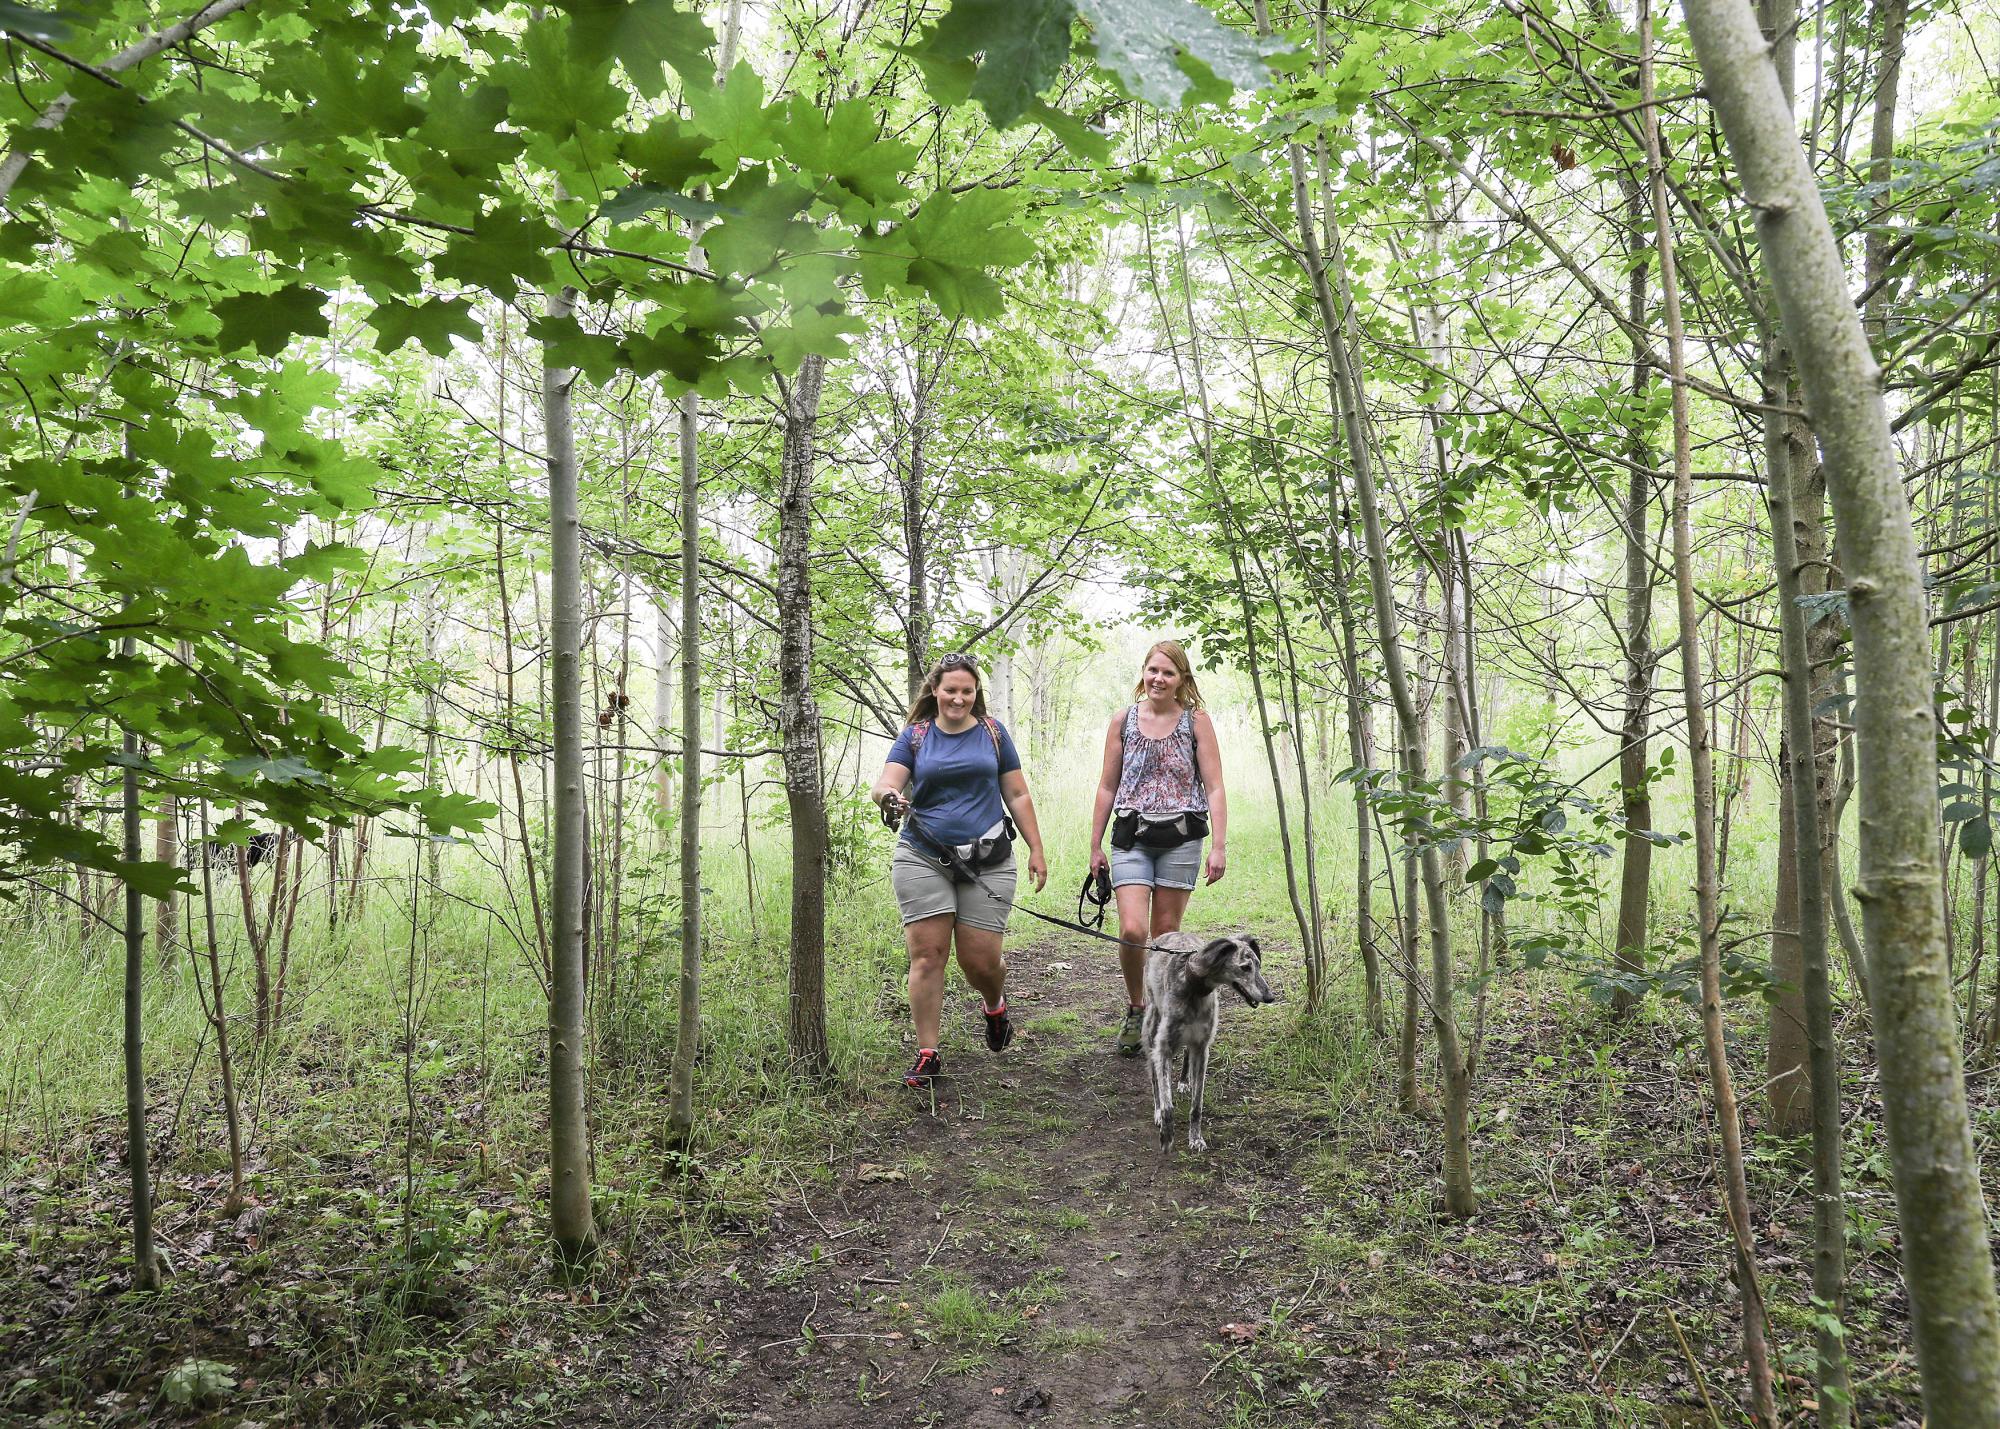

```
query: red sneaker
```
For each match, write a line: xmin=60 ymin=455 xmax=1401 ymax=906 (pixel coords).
xmin=903 ymin=1049 xmax=943 ymax=1087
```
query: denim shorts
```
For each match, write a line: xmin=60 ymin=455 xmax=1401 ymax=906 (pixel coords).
xmin=890 ymin=843 xmax=1016 ymax=932
xmin=1108 ymin=838 xmax=1204 ymax=891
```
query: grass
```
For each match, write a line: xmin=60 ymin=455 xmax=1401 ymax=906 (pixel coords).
xmin=0 ymin=681 xmax=1955 ymax=1425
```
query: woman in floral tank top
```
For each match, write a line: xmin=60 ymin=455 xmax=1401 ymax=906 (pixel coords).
xmin=1088 ymin=640 xmax=1228 ymax=1057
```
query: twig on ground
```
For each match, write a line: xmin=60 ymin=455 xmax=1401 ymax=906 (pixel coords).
xmin=1199 ymin=1345 xmax=1249 ymax=1387
xmin=1665 ymin=1307 xmax=1728 ymax=1429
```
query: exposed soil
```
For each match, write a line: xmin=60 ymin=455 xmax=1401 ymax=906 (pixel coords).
xmin=595 ymin=934 xmax=1324 ymax=1428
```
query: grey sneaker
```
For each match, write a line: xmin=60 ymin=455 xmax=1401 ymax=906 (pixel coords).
xmin=1116 ymin=1007 xmax=1144 ymax=1057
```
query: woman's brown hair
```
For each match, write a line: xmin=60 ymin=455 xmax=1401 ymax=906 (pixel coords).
xmin=1132 ymin=639 xmax=1205 ymax=710
xmin=907 ymin=651 xmax=990 ymax=725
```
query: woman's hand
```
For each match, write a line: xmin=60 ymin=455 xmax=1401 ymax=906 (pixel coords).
xmin=1088 ymin=847 xmax=1108 ymax=878
xmin=1204 ymin=845 xmax=1227 ymax=885
xmin=1027 ymin=847 xmax=1049 ymax=892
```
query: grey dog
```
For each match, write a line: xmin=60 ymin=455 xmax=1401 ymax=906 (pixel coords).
xmin=1141 ymin=932 xmax=1277 ymax=1153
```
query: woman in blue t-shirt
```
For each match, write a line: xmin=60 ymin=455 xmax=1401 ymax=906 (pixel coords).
xmin=870 ymin=652 xmax=1048 ymax=1089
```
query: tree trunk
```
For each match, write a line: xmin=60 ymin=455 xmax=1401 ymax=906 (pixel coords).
xmin=1757 ymin=63 xmax=1854 ymax=1384
xmin=655 ymin=596 xmax=675 ymax=831
xmin=900 ymin=377 xmax=932 ymax=704
xmin=667 ymin=381 xmax=705 ymax=1148
xmin=544 ymin=280 xmax=597 ymax=1268
xmin=1863 ymin=0 xmax=1908 ymax=346
xmin=1768 ymin=771 xmax=1810 ymax=1132
xmin=121 ymin=685 xmax=159 ymax=1291
xmin=1610 ymin=164 xmax=1656 ymax=1016
xmin=1260 ymin=26 xmax=1473 ymax=1210
xmin=1640 ymin=10 xmax=1776 ymax=1417
xmin=153 ymin=791 xmax=178 ymax=972
xmin=778 ymin=354 xmax=832 ymax=1076
xmin=1682 ymin=0 xmax=2000 ymax=1417
xmin=195 ymin=799 xmax=246 ymax=1217
xmin=1141 ymin=208 xmax=1320 ymax=995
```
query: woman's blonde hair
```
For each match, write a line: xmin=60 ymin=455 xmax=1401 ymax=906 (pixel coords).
xmin=907 ymin=651 xmax=990 ymax=724
xmin=1133 ymin=640 xmax=1204 ymax=710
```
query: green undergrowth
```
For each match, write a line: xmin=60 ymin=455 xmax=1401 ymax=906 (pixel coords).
xmin=0 ymin=833 xmax=911 ymax=1426
xmin=1204 ymin=939 xmax=1935 ymax=1428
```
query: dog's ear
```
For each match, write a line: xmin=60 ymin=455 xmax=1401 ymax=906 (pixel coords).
xmin=1190 ymin=938 xmax=1235 ymax=977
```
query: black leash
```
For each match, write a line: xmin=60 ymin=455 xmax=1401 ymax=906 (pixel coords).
xmin=886 ymin=799 xmax=1128 ymax=946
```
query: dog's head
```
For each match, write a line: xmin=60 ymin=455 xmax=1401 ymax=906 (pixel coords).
xmin=1189 ymin=935 xmax=1276 ymax=1008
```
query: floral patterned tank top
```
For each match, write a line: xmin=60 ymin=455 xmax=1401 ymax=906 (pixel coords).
xmin=1113 ymin=705 xmax=1207 ymax=815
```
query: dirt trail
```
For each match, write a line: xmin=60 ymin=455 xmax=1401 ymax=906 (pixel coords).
xmin=643 ymin=934 xmax=1319 ymax=1428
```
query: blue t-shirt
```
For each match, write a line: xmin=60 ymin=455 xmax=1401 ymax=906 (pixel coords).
xmin=886 ymin=718 xmax=1022 ymax=848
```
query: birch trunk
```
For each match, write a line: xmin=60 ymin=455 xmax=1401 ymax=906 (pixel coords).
xmin=778 ymin=355 xmax=831 ymax=1076
xmin=120 ymin=670 xmax=159 ymax=1291
xmin=667 ymin=383 xmax=704 ymax=1148
xmin=544 ymin=281 xmax=596 ymax=1266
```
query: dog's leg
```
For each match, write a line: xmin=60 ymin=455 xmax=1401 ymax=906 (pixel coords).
xmin=1186 ymin=1035 xmax=1213 ymax=1153
xmin=1176 ymin=1047 xmax=1191 ymax=1095
xmin=1147 ymin=1029 xmax=1175 ymax=1153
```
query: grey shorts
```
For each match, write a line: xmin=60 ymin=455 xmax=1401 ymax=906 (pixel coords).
xmin=891 ymin=843 xmax=1016 ymax=932
xmin=1108 ymin=838 xmax=1205 ymax=891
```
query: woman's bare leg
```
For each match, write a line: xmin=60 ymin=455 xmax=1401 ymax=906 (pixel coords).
xmin=952 ymin=924 xmax=1008 ymax=1008
xmin=906 ymin=913 xmax=955 ymax=1048
xmin=1115 ymin=883 xmax=1153 ymax=1006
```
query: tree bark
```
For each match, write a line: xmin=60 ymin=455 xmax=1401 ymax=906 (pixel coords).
xmin=544 ymin=280 xmax=597 ymax=1268
xmin=195 ymin=800 xmax=246 ymax=1218
xmin=1863 ymin=0 xmax=1908 ymax=346
xmin=900 ymin=372 xmax=933 ymax=704
xmin=1762 ymin=297 xmax=1855 ymax=1428
xmin=121 ymin=684 xmax=159 ymax=1291
xmin=667 ymin=382 xmax=704 ymax=1148
xmin=1611 ymin=166 xmax=1656 ymax=1016
xmin=1682 ymin=0 xmax=2000 ymax=1418
xmin=778 ymin=354 xmax=832 ymax=1076
xmin=153 ymin=791 xmax=179 ymax=971
xmin=1640 ymin=8 xmax=1775 ymax=1417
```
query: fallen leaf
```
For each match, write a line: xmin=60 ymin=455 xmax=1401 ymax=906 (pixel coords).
xmin=857 ymin=1164 xmax=906 ymax=1184
xmin=1220 ymin=1321 xmax=1262 ymax=1343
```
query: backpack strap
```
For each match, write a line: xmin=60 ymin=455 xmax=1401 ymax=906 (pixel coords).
xmin=1184 ymin=706 xmax=1206 ymax=788
xmin=981 ymin=715 xmax=1002 ymax=758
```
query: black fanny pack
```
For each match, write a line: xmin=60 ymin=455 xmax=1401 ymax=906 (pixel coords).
xmin=928 ymin=816 xmax=1016 ymax=883
xmin=1110 ymin=809 xmax=1209 ymax=851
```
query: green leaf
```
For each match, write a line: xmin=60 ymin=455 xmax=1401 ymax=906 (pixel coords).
xmin=210 ymin=284 xmax=332 ymax=357
xmin=432 ymin=206 xmax=560 ymax=292
xmin=554 ymin=0 xmax=713 ymax=95
xmin=370 ymin=298 xmax=482 ymax=357
xmin=600 ymin=184 xmax=726 ymax=226
xmin=0 ymin=3 xmax=75 ymax=40
xmin=914 ymin=0 xmax=1077 ymax=128
xmin=1963 ymin=817 xmax=1993 ymax=860
xmin=1465 ymin=857 xmax=1498 ymax=883
xmin=779 ymin=96 xmax=917 ymax=212
xmin=892 ymin=187 xmax=1035 ymax=317
xmin=1075 ymin=0 xmax=1274 ymax=110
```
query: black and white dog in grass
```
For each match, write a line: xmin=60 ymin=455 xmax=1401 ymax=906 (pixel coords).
xmin=1142 ymin=932 xmax=1277 ymax=1154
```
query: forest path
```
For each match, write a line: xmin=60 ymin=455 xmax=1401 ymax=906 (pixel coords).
xmin=639 ymin=933 xmax=1334 ymax=1428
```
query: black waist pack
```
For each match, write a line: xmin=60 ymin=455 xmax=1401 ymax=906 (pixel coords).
xmin=1110 ymin=810 xmax=1209 ymax=851
xmin=936 ymin=816 xmax=1016 ymax=883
